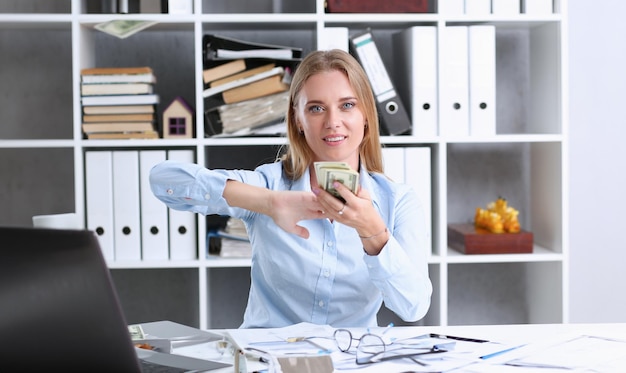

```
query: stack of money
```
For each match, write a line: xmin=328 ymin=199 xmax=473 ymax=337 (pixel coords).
xmin=128 ymin=324 xmax=145 ymax=340
xmin=314 ymin=162 xmax=359 ymax=202
xmin=95 ymin=20 xmax=157 ymax=39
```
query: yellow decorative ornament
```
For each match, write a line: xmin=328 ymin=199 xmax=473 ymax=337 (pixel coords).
xmin=474 ymin=197 xmax=521 ymax=234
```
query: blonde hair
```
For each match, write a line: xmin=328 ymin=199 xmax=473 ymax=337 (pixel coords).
xmin=280 ymin=49 xmax=384 ymax=180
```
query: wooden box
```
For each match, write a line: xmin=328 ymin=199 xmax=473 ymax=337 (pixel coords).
xmin=448 ymin=223 xmax=533 ymax=254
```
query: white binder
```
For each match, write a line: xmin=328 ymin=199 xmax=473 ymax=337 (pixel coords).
xmin=468 ymin=25 xmax=496 ymax=136
xmin=382 ymin=147 xmax=405 ymax=183
xmin=393 ymin=26 xmax=438 ymax=137
xmin=166 ymin=149 xmax=197 ymax=260
xmin=318 ymin=27 xmax=349 ymax=52
xmin=112 ymin=151 xmax=142 ymax=261
xmin=404 ymin=147 xmax=432 ymax=254
xmin=85 ymin=151 xmax=115 ymax=262
xmin=522 ymin=0 xmax=552 ymax=14
xmin=139 ymin=150 xmax=169 ymax=261
xmin=440 ymin=26 xmax=469 ymax=137
xmin=464 ymin=0 xmax=491 ymax=15
xmin=382 ymin=147 xmax=433 ymax=254
xmin=492 ymin=0 xmax=520 ymax=14
xmin=438 ymin=0 xmax=465 ymax=14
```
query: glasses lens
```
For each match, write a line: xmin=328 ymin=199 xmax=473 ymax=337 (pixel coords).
xmin=357 ymin=334 xmax=385 ymax=364
xmin=334 ymin=329 xmax=352 ymax=352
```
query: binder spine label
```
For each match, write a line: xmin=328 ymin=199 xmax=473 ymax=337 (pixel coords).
xmin=351 ymin=33 xmax=395 ymax=102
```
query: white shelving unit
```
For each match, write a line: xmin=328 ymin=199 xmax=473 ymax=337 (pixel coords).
xmin=0 ymin=0 xmax=568 ymax=330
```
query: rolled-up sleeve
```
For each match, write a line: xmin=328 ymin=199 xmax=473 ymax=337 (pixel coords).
xmin=149 ymin=160 xmax=258 ymax=216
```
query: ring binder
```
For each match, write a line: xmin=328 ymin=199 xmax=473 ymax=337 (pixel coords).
xmin=349 ymin=30 xmax=411 ymax=136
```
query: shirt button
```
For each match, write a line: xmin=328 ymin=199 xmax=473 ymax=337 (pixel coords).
xmin=327 ymin=241 xmax=334 ymax=247
xmin=204 ymin=193 xmax=210 ymax=200
xmin=318 ymin=300 xmax=325 ymax=307
xmin=166 ymin=188 xmax=174 ymax=195
xmin=323 ymin=270 xmax=330 ymax=277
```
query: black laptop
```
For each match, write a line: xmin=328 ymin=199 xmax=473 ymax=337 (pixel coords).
xmin=0 ymin=226 xmax=231 ymax=372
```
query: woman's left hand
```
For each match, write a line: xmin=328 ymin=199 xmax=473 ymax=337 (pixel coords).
xmin=313 ymin=181 xmax=384 ymax=234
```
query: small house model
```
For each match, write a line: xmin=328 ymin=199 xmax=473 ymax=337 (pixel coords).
xmin=163 ymin=96 xmax=194 ymax=139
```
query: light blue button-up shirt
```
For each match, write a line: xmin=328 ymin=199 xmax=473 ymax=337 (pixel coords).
xmin=150 ymin=160 xmax=432 ymax=328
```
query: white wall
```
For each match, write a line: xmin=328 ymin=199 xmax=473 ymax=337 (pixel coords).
xmin=569 ymin=1 xmax=626 ymax=322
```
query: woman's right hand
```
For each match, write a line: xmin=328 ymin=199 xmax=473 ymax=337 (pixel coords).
xmin=269 ymin=190 xmax=326 ymax=239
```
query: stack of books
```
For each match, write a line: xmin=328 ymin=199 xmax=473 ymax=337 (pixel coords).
xmin=201 ymin=34 xmax=302 ymax=137
xmin=207 ymin=217 xmax=251 ymax=258
xmin=80 ymin=66 xmax=159 ymax=139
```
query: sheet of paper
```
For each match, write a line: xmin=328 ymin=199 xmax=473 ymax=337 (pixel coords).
xmin=503 ymin=334 xmax=626 ymax=370
xmin=227 ymin=322 xmax=336 ymax=355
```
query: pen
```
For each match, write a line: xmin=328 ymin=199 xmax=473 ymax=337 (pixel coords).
xmin=480 ymin=344 xmax=526 ymax=360
xmin=381 ymin=323 xmax=394 ymax=335
xmin=429 ymin=333 xmax=489 ymax=343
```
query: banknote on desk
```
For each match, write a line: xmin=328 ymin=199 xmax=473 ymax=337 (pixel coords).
xmin=314 ymin=162 xmax=359 ymax=202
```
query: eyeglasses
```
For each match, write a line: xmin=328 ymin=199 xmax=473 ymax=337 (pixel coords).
xmin=333 ymin=329 xmax=449 ymax=365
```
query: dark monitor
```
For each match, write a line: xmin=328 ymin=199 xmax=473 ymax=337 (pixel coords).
xmin=0 ymin=226 xmax=141 ymax=371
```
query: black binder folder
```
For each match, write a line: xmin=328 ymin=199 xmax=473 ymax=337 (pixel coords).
xmin=349 ymin=30 xmax=412 ymax=136
xmin=202 ymin=34 xmax=303 ymax=67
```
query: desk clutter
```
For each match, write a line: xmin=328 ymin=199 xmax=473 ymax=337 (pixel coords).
xmin=133 ymin=321 xmax=626 ymax=373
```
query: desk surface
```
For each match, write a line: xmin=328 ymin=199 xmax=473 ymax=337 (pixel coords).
xmin=174 ymin=323 xmax=626 ymax=372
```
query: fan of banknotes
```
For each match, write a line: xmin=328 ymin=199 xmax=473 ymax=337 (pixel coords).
xmin=128 ymin=324 xmax=145 ymax=340
xmin=314 ymin=162 xmax=359 ymax=201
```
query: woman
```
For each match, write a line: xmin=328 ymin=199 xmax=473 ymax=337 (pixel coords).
xmin=150 ymin=49 xmax=432 ymax=328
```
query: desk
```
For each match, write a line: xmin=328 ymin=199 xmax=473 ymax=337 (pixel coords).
xmin=172 ymin=323 xmax=626 ymax=372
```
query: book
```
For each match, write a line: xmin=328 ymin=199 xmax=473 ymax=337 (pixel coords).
xmin=81 ymin=83 xmax=154 ymax=96
xmin=83 ymin=113 xmax=155 ymax=122
xmin=325 ymin=0 xmax=429 ymax=13
xmin=81 ymin=72 xmax=156 ymax=84
xmin=202 ymin=59 xmax=246 ymax=84
xmin=205 ymin=91 xmax=289 ymax=136
xmin=81 ymin=94 xmax=159 ymax=106
xmin=222 ymin=74 xmax=289 ymax=104
xmin=210 ymin=63 xmax=276 ymax=87
xmin=209 ymin=120 xmax=286 ymax=138
xmin=81 ymin=66 xmax=153 ymax=75
xmin=207 ymin=218 xmax=252 ymax=258
xmin=83 ymin=104 xmax=156 ymax=115
xmin=82 ymin=122 xmax=156 ymax=133
xmin=202 ymin=66 xmax=284 ymax=99
xmin=216 ymin=237 xmax=252 ymax=258
xmin=86 ymin=130 xmax=159 ymax=140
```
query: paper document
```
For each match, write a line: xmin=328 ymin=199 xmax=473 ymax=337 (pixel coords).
xmin=227 ymin=323 xmax=511 ymax=373
xmin=228 ymin=322 xmax=336 ymax=354
xmin=503 ymin=334 xmax=626 ymax=370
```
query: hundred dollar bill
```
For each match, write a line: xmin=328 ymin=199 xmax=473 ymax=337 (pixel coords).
xmin=95 ymin=20 xmax=157 ymax=39
xmin=314 ymin=162 xmax=359 ymax=201
xmin=128 ymin=324 xmax=145 ymax=340
xmin=314 ymin=161 xmax=350 ymax=186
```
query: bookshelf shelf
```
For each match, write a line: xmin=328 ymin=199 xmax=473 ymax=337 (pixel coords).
xmin=0 ymin=0 xmax=568 ymax=330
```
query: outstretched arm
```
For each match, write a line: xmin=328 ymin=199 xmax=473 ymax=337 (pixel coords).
xmin=222 ymin=179 xmax=326 ymax=239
